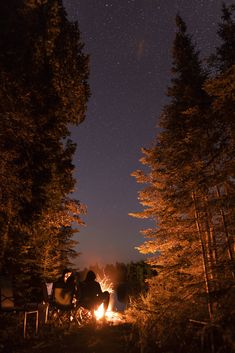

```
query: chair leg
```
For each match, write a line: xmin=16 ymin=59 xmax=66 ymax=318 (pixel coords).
xmin=23 ymin=310 xmax=39 ymax=339
xmin=35 ymin=311 xmax=39 ymax=335
xmin=45 ymin=303 xmax=49 ymax=324
xmin=23 ymin=312 xmax=27 ymax=339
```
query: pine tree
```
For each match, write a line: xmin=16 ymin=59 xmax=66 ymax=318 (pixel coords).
xmin=129 ymin=10 xmax=235 ymax=352
xmin=204 ymin=3 xmax=235 ymax=289
xmin=131 ymin=14 xmax=212 ymax=318
xmin=0 ymin=0 xmax=89 ymax=293
xmin=129 ymin=18 xmax=218 ymax=352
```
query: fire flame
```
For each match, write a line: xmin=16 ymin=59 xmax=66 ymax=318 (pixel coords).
xmin=94 ymin=303 xmax=124 ymax=323
xmin=94 ymin=303 xmax=105 ymax=320
xmin=94 ymin=275 xmax=113 ymax=321
xmin=97 ymin=275 xmax=113 ymax=294
xmin=93 ymin=275 xmax=125 ymax=324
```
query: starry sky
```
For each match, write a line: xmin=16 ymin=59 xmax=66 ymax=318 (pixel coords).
xmin=63 ymin=0 xmax=233 ymax=269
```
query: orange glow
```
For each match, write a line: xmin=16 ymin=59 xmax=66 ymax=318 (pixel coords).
xmin=93 ymin=276 xmax=125 ymax=324
xmin=94 ymin=303 xmax=105 ymax=320
xmin=97 ymin=275 xmax=113 ymax=294
xmin=94 ymin=303 xmax=125 ymax=324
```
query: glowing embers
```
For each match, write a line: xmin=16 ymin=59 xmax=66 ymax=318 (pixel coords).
xmin=94 ymin=303 xmax=125 ymax=324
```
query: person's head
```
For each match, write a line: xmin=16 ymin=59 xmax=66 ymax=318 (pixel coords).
xmin=85 ymin=270 xmax=96 ymax=281
xmin=62 ymin=268 xmax=72 ymax=282
xmin=66 ymin=273 xmax=75 ymax=287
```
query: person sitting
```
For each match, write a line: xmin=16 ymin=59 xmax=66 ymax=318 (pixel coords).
xmin=52 ymin=269 xmax=75 ymax=309
xmin=77 ymin=270 xmax=110 ymax=314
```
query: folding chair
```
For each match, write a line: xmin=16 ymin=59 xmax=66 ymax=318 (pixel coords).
xmin=0 ymin=275 xmax=39 ymax=338
xmin=49 ymin=285 xmax=74 ymax=326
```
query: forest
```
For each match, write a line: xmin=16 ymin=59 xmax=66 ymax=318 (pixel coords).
xmin=128 ymin=4 xmax=235 ymax=353
xmin=0 ymin=1 xmax=234 ymax=353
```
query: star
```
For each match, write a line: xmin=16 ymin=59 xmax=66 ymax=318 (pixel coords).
xmin=63 ymin=0 xmax=229 ymax=268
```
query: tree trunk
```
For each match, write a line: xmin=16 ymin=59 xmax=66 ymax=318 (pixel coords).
xmin=215 ymin=185 xmax=235 ymax=279
xmin=192 ymin=191 xmax=213 ymax=321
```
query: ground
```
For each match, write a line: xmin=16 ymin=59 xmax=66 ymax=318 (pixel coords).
xmin=0 ymin=319 xmax=140 ymax=353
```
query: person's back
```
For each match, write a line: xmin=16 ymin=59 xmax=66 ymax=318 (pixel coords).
xmin=78 ymin=271 xmax=110 ymax=313
xmin=78 ymin=271 xmax=101 ymax=310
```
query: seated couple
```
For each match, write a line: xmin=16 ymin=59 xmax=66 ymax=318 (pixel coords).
xmin=53 ymin=269 xmax=110 ymax=314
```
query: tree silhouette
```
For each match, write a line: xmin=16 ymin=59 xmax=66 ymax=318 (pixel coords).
xmin=129 ymin=9 xmax=235 ymax=352
xmin=0 ymin=0 xmax=89 ymax=293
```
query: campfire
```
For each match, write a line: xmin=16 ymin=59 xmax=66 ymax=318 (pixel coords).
xmin=94 ymin=303 xmax=125 ymax=324
xmin=94 ymin=275 xmax=126 ymax=324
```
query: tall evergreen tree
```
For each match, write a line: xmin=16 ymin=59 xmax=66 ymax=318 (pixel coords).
xmin=129 ymin=9 xmax=235 ymax=352
xmin=205 ymin=3 xmax=235 ymax=283
xmin=131 ymin=14 xmax=211 ymax=318
xmin=0 ymin=0 xmax=89 ymax=290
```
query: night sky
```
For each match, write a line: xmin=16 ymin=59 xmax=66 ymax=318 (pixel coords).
xmin=63 ymin=0 xmax=233 ymax=269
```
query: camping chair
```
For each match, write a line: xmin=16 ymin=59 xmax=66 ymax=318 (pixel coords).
xmin=0 ymin=275 xmax=39 ymax=338
xmin=49 ymin=285 xmax=77 ymax=327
